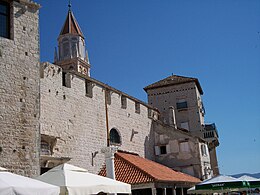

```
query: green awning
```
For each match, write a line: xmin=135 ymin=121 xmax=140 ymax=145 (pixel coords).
xmin=195 ymin=181 xmax=250 ymax=191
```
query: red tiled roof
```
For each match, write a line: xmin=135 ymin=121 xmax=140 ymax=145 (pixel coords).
xmin=99 ymin=152 xmax=200 ymax=185
xmin=60 ymin=10 xmax=84 ymax=37
xmin=144 ymin=75 xmax=203 ymax=95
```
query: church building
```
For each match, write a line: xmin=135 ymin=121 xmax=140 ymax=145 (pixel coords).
xmin=0 ymin=0 xmax=220 ymax=194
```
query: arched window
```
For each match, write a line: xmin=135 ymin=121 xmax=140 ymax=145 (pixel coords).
xmin=71 ymin=37 xmax=78 ymax=58
xmin=62 ymin=38 xmax=70 ymax=59
xmin=110 ymin=128 xmax=121 ymax=145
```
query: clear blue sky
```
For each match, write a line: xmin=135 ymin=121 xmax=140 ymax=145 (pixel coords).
xmin=35 ymin=0 xmax=260 ymax=175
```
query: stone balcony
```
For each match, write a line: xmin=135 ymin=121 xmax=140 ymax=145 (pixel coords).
xmin=203 ymin=123 xmax=219 ymax=148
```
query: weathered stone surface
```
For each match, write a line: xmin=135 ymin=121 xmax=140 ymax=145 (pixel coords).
xmin=40 ymin=62 xmax=157 ymax=173
xmin=153 ymin=121 xmax=212 ymax=180
xmin=0 ymin=1 xmax=40 ymax=177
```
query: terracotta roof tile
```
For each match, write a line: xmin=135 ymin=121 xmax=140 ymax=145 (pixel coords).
xmin=99 ymin=152 xmax=200 ymax=185
xmin=144 ymin=75 xmax=203 ymax=95
xmin=99 ymin=153 xmax=153 ymax=184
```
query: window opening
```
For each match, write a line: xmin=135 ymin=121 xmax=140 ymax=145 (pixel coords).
xmin=160 ymin=146 xmax=167 ymax=154
xmin=110 ymin=128 xmax=121 ymax=145
xmin=0 ymin=1 xmax=10 ymax=39
xmin=176 ymin=99 xmax=188 ymax=110
xmin=41 ymin=141 xmax=51 ymax=156
xmin=180 ymin=122 xmax=189 ymax=131
xmin=121 ymin=95 xmax=127 ymax=109
xmin=105 ymin=90 xmax=111 ymax=105
xmin=62 ymin=72 xmax=71 ymax=88
xmin=155 ymin=145 xmax=169 ymax=155
xmin=180 ymin=141 xmax=190 ymax=152
xmin=201 ymin=144 xmax=208 ymax=156
xmin=85 ymin=80 xmax=93 ymax=97
xmin=71 ymin=38 xmax=78 ymax=58
xmin=135 ymin=102 xmax=140 ymax=114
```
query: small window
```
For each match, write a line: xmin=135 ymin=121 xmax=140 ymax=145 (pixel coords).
xmin=148 ymin=108 xmax=152 ymax=118
xmin=176 ymin=99 xmax=188 ymax=110
xmin=155 ymin=145 xmax=169 ymax=155
xmin=180 ymin=122 xmax=189 ymax=131
xmin=110 ymin=128 xmax=121 ymax=145
xmin=201 ymin=144 xmax=208 ymax=156
xmin=105 ymin=90 xmax=111 ymax=105
xmin=71 ymin=41 xmax=78 ymax=58
xmin=62 ymin=42 xmax=70 ymax=58
xmin=135 ymin=102 xmax=140 ymax=114
xmin=62 ymin=72 xmax=71 ymax=88
xmin=160 ymin=146 xmax=167 ymax=154
xmin=121 ymin=96 xmax=127 ymax=109
xmin=0 ymin=1 xmax=10 ymax=39
xmin=180 ymin=141 xmax=190 ymax=152
xmin=85 ymin=80 xmax=93 ymax=97
xmin=41 ymin=141 xmax=51 ymax=155
xmin=41 ymin=134 xmax=57 ymax=156
xmin=62 ymin=72 xmax=66 ymax=86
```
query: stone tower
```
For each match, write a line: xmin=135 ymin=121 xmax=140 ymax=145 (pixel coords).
xmin=0 ymin=0 xmax=40 ymax=176
xmin=144 ymin=75 xmax=220 ymax=175
xmin=55 ymin=7 xmax=90 ymax=76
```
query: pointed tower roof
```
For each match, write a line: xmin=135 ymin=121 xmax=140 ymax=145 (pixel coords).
xmin=144 ymin=75 xmax=203 ymax=94
xmin=59 ymin=10 xmax=84 ymax=37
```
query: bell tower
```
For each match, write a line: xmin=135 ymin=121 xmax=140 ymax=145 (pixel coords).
xmin=55 ymin=3 xmax=90 ymax=76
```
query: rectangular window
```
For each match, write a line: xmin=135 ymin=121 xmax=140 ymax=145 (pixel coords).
xmin=155 ymin=145 xmax=169 ymax=155
xmin=105 ymin=90 xmax=111 ymax=105
xmin=148 ymin=108 xmax=152 ymax=118
xmin=62 ymin=72 xmax=66 ymax=86
xmin=62 ymin=72 xmax=71 ymax=88
xmin=121 ymin=95 xmax=127 ymax=109
xmin=201 ymin=144 xmax=208 ymax=156
xmin=160 ymin=146 xmax=167 ymax=155
xmin=176 ymin=99 xmax=188 ymax=110
xmin=135 ymin=102 xmax=140 ymax=114
xmin=180 ymin=141 xmax=190 ymax=152
xmin=180 ymin=122 xmax=189 ymax=131
xmin=85 ymin=80 xmax=93 ymax=97
xmin=0 ymin=1 xmax=10 ymax=39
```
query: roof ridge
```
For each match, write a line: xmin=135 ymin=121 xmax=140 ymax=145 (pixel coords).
xmin=59 ymin=10 xmax=84 ymax=37
xmin=144 ymin=74 xmax=203 ymax=95
xmin=116 ymin=153 xmax=156 ymax=181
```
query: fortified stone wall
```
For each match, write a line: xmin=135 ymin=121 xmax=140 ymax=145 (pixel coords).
xmin=147 ymin=82 xmax=204 ymax=135
xmin=40 ymin=62 xmax=158 ymax=173
xmin=0 ymin=1 xmax=40 ymax=176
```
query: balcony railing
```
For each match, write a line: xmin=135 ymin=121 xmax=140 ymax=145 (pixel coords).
xmin=203 ymin=123 xmax=219 ymax=139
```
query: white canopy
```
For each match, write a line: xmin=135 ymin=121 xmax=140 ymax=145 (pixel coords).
xmin=36 ymin=163 xmax=131 ymax=195
xmin=0 ymin=171 xmax=60 ymax=195
xmin=198 ymin=175 xmax=236 ymax=185
xmin=237 ymin=175 xmax=258 ymax=181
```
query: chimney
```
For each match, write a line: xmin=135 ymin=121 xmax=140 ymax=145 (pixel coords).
xmin=101 ymin=146 xmax=117 ymax=180
xmin=169 ymin=106 xmax=177 ymax=128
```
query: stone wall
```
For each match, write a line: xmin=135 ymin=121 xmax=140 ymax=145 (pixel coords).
xmin=0 ymin=0 xmax=40 ymax=177
xmin=153 ymin=121 xmax=212 ymax=180
xmin=147 ymin=82 xmax=205 ymax=136
xmin=40 ymin=62 xmax=158 ymax=173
